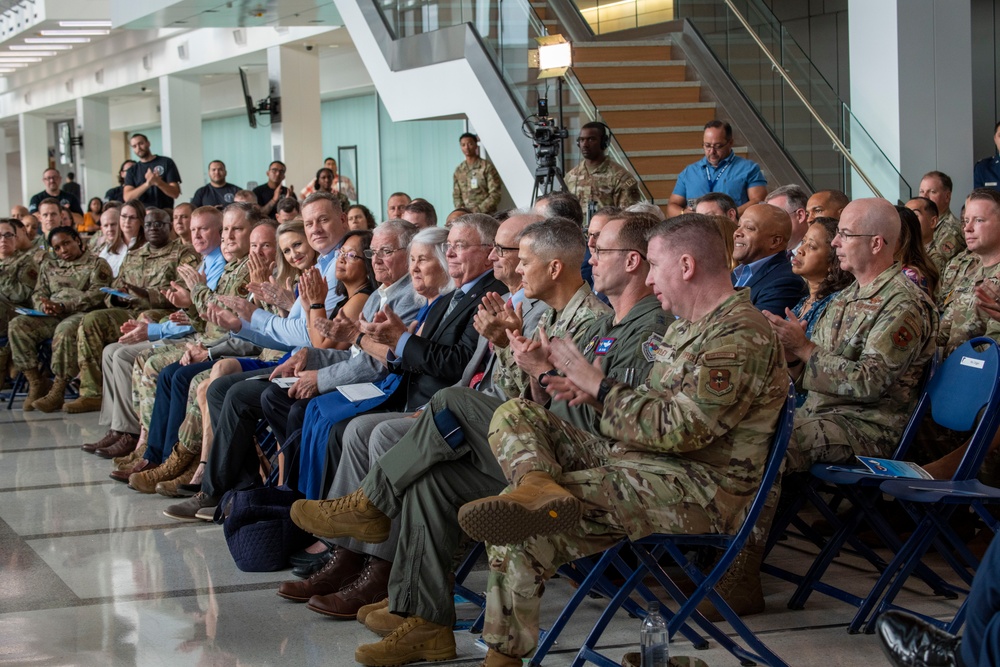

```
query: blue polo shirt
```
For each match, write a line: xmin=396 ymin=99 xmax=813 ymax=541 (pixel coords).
xmin=673 ymin=152 xmax=767 ymax=205
xmin=974 ymin=154 xmax=1000 ymax=192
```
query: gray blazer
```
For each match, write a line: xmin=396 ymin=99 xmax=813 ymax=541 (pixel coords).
xmin=305 ymin=274 xmax=423 ymax=394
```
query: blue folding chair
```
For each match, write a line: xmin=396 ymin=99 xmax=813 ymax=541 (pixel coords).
xmin=860 ymin=339 xmax=1000 ymax=634
xmin=564 ymin=383 xmax=796 ymax=667
xmin=2 ymin=337 xmax=53 ymax=409
xmin=792 ymin=338 xmax=1000 ymax=633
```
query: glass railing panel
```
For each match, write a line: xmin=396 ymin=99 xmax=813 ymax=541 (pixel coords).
xmin=372 ymin=0 xmax=654 ymax=205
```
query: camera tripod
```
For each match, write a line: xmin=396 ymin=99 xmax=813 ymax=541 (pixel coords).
xmin=530 ymin=161 xmax=567 ymax=204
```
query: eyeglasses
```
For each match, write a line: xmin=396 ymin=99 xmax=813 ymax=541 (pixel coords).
xmin=120 ymin=214 xmax=139 ymax=222
xmin=336 ymin=250 xmax=364 ymax=262
xmin=593 ymin=246 xmax=646 ymax=261
xmin=144 ymin=220 xmax=170 ymax=229
xmin=585 ymin=230 xmax=601 ymax=243
xmin=364 ymin=247 xmax=404 ymax=259
xmin=445 ymin=242 xmax=491 ymax=253
xmin=835 ymin=228 xmax=877 ymax=239
xmin=492 ymin=243 xmax=518 ymax=257
xmin=0 ymin=232 xmax=15 ymax=240
xmin=703 ymin=142 xmax=730 ymax=150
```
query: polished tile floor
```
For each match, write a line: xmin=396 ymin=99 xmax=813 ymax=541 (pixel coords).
xmin=0 ymin=409 xmax=965 ymax=666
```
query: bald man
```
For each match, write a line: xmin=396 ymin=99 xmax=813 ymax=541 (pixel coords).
xmin=731 ymin=203 xmax=806 ymax=314
xmin=766 ymin=198 xmax=937 ymax=472
xmin=805 ymin=189 xmax=849 ymax=222
xmin=710 ymin=199 xmax=939 ymax=622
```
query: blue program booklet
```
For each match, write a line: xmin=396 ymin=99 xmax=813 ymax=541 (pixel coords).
xmin=856 ymin=456 xmax=934 ymax=480
xmin=14 ymin=307 xmax=46 ymax=317
xmin=100 ymin=287 xmax=133 ymax=300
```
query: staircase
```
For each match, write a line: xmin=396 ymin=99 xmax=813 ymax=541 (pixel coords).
xmin=572 ymin=39 xmax=756 ymax=216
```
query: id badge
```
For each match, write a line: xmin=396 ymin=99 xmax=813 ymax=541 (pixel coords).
xmin=470 ymin=176 xmax=479 ymax=189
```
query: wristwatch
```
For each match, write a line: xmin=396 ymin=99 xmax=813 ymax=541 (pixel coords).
xmin=596 ymin=378 xmax=617 ymax=404
xmin=537 ymin=368 xmax=559 ymax=386
xmin=355 ymin=332 xmax=365 ymax=347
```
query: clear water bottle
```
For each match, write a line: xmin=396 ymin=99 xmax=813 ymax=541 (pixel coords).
xmin=640 ymin=601 xmax=669 ymax=666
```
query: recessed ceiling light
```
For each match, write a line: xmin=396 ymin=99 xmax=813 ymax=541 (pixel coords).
xmin=0 ymin=56 xmax=42 ymax=62
xmin=39 ymin=30 xmax=110 ymax=36
xmin=0 ymin=52 xmax=54 ymax=57
xmin=25 ymin=37 xmax=91 ymax=44
xmin=0 ymin=69 xmax=16 ymax=74
xmin=58 ymin=21 xmax=112 ymax=28
xmin=11 ymin=44 xmax=72 ymax=51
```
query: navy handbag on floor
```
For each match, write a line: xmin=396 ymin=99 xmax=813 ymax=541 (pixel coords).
xmin=214 ymin=485 xmax=313 ymax=572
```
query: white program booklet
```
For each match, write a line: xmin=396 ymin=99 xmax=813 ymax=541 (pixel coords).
xmin=338 ymin=382 xmax=386 ymax=402
xmin=271 ymin=377 xmax=299 ymax=389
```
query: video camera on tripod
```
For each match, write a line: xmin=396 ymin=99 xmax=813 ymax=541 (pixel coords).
xmin=522 ymin=98 xmax=570 ymax=202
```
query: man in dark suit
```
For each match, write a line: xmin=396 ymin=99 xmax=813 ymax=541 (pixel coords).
xmin=731 ymin=203 xmax=806 ymax=314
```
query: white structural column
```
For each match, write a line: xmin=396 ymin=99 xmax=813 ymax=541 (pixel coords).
xmin=848 ymin=0 xmax=973 ymax=200
xmin=18 ymin=113 xmax=48 ymax=206
xmin=76 ymin=97 xmax=113 ymax=204
xmin=0 ymin=132 xmax=10 ymax=214
xmin=267 ymin=46 xmax=322 ymax=194
xmin=159 ymin=75 xmax=204 ymax=198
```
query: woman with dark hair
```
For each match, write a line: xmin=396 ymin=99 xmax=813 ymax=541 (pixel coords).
xmin=82 ymin=197 xmax=103 ymax=234
xmin=346 ymin=204 xmax=378 ymax=231
xmin=119 ymin=199 xmax=148 ymax=251
xmin=301 ymin=230 xmax=377 ymax=349
xmin=788 ymin=216 xmax=854 ymax=403
xmin=896 ymin=204 xmax=940 ymax=296
xmin=7 ymin=226 xmax=113 ymax=410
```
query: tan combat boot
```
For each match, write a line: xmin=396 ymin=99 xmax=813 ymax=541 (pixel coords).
xmin=357 ymin=597 xmax=389 ymax=625
xmin=155 ymin=453 xmax=201 ymax=497
xmin=33 ymin=376 xmax=69 ymax=413
xmin=457 ymin=471 xmax=582 ymax=544
xmin=129 ymin=445 xmax=197 ymax=493
xmin=363 ymin=603 xmax=406 ymax=637
xmin=480 ymin=649 xmax=523 ymax=666
xmin=290 ymin=488 xmax=391 ymax=542
xmin=354 ymin=616 xmax=456 ymax=666
xmin=63 ymin=395 xmax=102 ymax=414
xmin=696 ymin=543 xmax=765 ymax=622
xmin=21 ymin=369 xmax=52 ymax=412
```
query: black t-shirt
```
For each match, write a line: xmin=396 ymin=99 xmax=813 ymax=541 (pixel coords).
xmin=252 ymin=183 xmax=293 ymax=218
xmin=28 ymin=189 xmax=83 ymax=214
xmin=104 ymin=185 xmax=125 ymax=203
xmin=124 ymin=155 xmax=182 ymax=209
xmin=191 ymin=183 xmax=240 ymax=209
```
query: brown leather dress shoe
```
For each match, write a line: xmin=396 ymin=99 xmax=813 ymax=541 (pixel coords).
xmin=97 ymin=433 xmax=139 ymax=459
xmin=276 ymin=546 xmax=366 ymax=602
xmin=83 ymin=430 xmax=120 ymax=453
xmin=307 ymin=556 xmax=391 ymax=619
xmin=110 ymin=458 xmax=158 ymax=483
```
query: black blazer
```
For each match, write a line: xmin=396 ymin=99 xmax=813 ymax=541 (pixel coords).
xmin=395 ymin=270 xmax=506 ymax=410
xmin=737 ymin=252 xmax=807 ymax=315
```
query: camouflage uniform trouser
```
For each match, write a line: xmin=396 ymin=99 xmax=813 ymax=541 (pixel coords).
xmin=9 ymin=313 xmax=87 ymax=376
xmin=77 ymin=308 xmax=173 ymax=399
xmin=99 ymin=341 xmax=154 ymax=434
xmin=0 ymin=302 xmax=18 ymax=375
xmin=131 ymin=345 xmax=187 ymax=431
xmin=482 ymin=399 xmax=714 ymax=659
xmin=784 ymin=414 xmax=895 ymax=474
xmin=175 ymin=368 xmax=214 ymax=456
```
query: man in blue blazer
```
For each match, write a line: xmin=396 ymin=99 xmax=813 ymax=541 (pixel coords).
xmin=731 ymin=203 xmax=807 ymax=314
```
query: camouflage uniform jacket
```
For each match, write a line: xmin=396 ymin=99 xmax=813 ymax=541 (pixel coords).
xmin=453 ymin=158 xmax=502 ymax=214
xmin=0 ymin=251 xmax=39 ymax=306
xmin=799 ymin=263 xmax=938 ymax=443
xmin=33 ymin=249 xmax=114 ymax=316
xmin=565 ymin=157 xmax=644 ymax=209
xmin=936 ymin=250 xmax=979 ymax=308
xmin=937 ymin=258 xmax=1000 ymax=356
xmin=109 ymin=238 xmax=200 ymax=311
xmin=189 ymin=254 xmax=252 ymax=339
xmin=556 ymin=294 xmax=671 ymax=432
xmin=597 ymin=289 xmax=788 ymax=534
xmin=926 ymin=210 xmax=967 ymax=273
xmin=495 ymin=283 xmax=612 ymax=399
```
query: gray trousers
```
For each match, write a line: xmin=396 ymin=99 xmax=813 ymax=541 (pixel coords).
xmin=328 ymin=411 xmax=415 ymax=561
xmin=99 ymin=340 xmax=154 ymax=435
xmin=361 ymin=387 xmax=508 ymax=626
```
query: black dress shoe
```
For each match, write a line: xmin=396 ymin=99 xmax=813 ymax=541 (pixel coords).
xmin=876 ymin=610 xmax=961 ymax=667
xmin=291 ymin=549 xmax=332 ymax=578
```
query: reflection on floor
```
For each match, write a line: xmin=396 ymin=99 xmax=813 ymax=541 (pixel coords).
xmin=0 ymin=410 xmax=963 ymax=666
